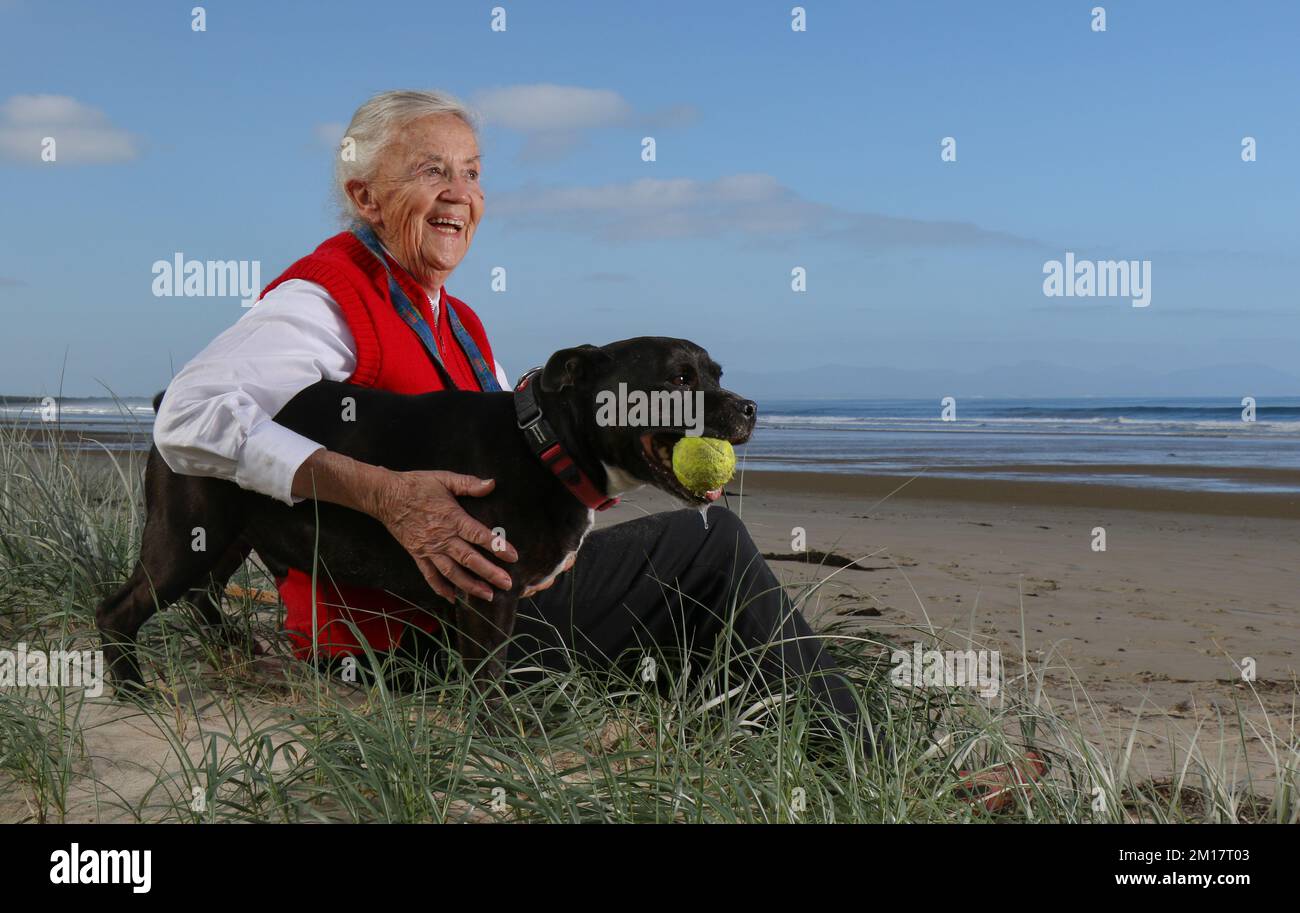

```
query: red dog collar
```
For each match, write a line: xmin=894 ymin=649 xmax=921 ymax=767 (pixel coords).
xmin=515 ymin=369 xmax=619 ymax=511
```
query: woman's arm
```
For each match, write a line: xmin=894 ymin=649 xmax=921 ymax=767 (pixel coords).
xmin=290 ymin=451 xmax=516 ymax=600
xmin=153 ymin=279 xmax=355 ymax=505
xmin=155 ymin=278 xmax=520 ymax=597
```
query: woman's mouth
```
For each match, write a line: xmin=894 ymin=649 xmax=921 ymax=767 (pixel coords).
xmin=428 ymin=216 xmax=465 ymax=235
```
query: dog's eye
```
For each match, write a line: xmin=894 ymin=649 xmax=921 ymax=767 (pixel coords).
xmin=669 ymin=374 xmax=689 ymax=386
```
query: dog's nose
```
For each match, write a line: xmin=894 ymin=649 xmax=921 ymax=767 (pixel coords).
xmin=740 ymin=400 xmax=757 ymax=419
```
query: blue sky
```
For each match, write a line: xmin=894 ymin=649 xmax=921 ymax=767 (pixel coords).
xmin=1 ymin=0 xmax=1297 ymax=397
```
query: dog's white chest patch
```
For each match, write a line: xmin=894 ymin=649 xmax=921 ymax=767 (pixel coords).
xmin=535 ymin=509 xmax=595 ymax=589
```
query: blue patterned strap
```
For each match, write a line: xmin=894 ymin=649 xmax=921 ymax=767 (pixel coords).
xmin=350 ymin=225 xmax=501 ymax=393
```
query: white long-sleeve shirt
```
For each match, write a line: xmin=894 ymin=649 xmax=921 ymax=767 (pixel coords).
xmin=152 ymin=278 xmax=510 ymax=506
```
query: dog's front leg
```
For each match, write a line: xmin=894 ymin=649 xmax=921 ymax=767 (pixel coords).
xmin=452 ymin=590 xmax=519 ymax=700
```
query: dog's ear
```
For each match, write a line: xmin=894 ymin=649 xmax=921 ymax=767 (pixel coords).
xmin=540 ymin=345 xmax=611 ymax=392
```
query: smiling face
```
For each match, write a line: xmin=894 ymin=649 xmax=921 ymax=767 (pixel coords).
xmin=345 ymin=113 xmax=484 ymax=291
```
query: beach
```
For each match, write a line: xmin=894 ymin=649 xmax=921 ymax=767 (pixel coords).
xmin=3 ymin=399 xmax=1299 ymax=813
xmin=608 ymin=469 xmax=1300 ymax=785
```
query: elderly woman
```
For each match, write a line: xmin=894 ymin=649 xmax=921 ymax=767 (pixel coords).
xmin=153 ymin=89 xmax=863 ymax=747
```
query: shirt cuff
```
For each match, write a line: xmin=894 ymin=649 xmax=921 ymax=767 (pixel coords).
xmin=235 ymin=421 xmax=325 ymax=506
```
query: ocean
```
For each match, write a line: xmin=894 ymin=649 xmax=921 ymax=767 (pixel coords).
xmin=5 ymin=395 xmax=1300 ymax=494
xmin=745 ymin=397 xmax=1300 ymax=493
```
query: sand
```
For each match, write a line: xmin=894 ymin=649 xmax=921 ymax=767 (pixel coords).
xmin=603 ymin=469 xmax=1300 ymax=786
xmin=7 ymin=449 xmax=1294 ymax=818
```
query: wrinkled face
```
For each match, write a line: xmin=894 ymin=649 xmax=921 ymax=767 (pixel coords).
xmin=352 ymin=114 xmax=484 ymax=288
xmin=540 ymin=337 xmax=758 ymax=504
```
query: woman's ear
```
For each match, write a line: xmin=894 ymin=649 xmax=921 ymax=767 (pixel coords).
xmin=540 ymin=344 xmax=610 ymax=392
xmin=345 ymin=178 xmax=381 ymax=225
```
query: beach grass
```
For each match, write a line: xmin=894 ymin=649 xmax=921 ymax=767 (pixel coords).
xmin=1 ymin=424 xmax=1296 ymax=824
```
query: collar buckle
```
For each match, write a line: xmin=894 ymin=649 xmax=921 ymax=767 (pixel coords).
xmin=514 ymin=366 xmax=545 ymax=430
xmin=513 ymin=368 xmax=619 ymax=512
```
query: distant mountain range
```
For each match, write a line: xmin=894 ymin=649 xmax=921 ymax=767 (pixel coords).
xmin=724 ymin=361 xmax=1300 ymax=400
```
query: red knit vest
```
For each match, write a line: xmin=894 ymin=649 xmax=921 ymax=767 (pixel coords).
xmin=258 ymin=231 xmax=498 ymax=659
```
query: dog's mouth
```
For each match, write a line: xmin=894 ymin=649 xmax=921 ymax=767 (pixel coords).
xmin=638 ymin=431 xmax=740 ymax=504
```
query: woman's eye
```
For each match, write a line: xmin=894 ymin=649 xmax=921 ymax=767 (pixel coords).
xmin=466 ymin=170 xmax=479 ymax=181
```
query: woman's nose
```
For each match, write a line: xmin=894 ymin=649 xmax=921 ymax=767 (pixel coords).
xmin=441 ymin=182 xmax=472 ymax=202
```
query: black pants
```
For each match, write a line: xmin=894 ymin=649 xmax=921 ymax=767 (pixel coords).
xmin=384 ymin=508 xmax=861 ymax=733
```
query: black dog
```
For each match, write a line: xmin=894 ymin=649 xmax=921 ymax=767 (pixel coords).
xmin=96 ymin=337 xmax=756 ymax=694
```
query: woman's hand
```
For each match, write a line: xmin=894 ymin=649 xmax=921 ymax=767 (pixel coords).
xmin=292 ymin=449 xmax=572 ymax=601
xmin=371 ymin=469 xmax=518 ymax=601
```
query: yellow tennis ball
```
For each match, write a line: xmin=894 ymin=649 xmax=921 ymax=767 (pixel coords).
xmin=671 ymin=437 xmax=736 ymax=494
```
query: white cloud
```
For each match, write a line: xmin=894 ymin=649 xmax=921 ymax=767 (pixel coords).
xmin=474 ymin=84 xmax=632 ymax=132
xmin=0 ymin=94 xmax=139 ymax=164
xmin=492 ymin=174 xmax=1036 ymax=247
xmin=313 ymin=121 xmax=347 ymax=148
xmin=472 ymin=84 xmax=696 ymax=162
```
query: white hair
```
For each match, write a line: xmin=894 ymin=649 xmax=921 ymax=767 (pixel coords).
xmin=333 ymin=89 xmax=479 ymax=224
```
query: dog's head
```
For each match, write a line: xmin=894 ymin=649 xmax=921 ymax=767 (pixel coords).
xmin=537 ymin=337 xmax=757 ymax=504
